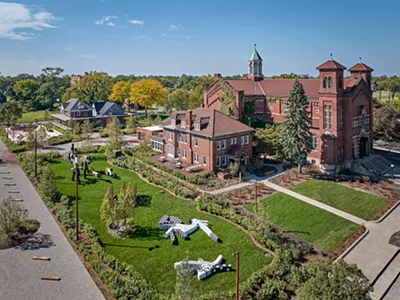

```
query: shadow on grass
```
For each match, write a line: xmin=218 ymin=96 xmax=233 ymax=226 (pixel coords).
xmin=136 ymin=195 xmax=152 ymax=207
xmin=134 ymin=226 xmax=164 ymax=240
xmin=285 ymin=230 xmax=311 ymax=235
xmin=103 ymin=243 xmax=160 ymax=251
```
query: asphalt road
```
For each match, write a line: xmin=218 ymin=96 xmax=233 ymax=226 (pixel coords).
xmin=0 ymin=140 xmax=105 ymax=300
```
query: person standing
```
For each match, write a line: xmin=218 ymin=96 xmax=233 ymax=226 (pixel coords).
xmin=82 ymin=156 xmax=89 ymax=179
xmin=71 ymin=143 xmax=75 ymax=153
xmin=71 ymin=162 xmax=81 ymax=184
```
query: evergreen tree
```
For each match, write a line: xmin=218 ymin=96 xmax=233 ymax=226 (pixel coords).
xmin=100 ymin=183 xmax=116 ymax=228
xmin=280 ymin=80 xmax=312 ymax=173
xmin=81 ymin=120 xmax=93 ymax=145
xmin=153 ymin=114 xmax=162 ymax=125
xmin=174 ymin=251 xmax=196 ymax=300
xmin=125 ymin=115 xmax=137 ymax=134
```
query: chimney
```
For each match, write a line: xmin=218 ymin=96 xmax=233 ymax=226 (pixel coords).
xmin=214 ymin=73 xmax=222 ymax=80
xmin=242 ymin=74 xmax=249 ymax=80
xmin=186 ymin=110 xmax=192 ymax=130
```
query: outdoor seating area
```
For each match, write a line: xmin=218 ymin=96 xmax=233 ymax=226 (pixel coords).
xmin=185 ymin=165 xmax=202 ymax=173
xmin=150 ymin=154 xmax=208 ymax=177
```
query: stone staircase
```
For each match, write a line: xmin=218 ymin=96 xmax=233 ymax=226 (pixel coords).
xmin=355 ymin=154 xmax=395 ymax=176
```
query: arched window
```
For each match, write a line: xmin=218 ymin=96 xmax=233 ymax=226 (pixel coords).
xmin=328 ymin=77 xmax=333 ymax=88
xmin=338 ymin=78 xmax=342 ymax=89
xmin=323 ymin=77 xmax=328 ymax=88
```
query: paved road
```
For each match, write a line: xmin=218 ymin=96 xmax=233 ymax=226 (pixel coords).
xmin=344 ymin=204 xmax=400 ymax=300
xmin=262 ymin=180 xmax=366 ymax=225
xmin=383 ymin=273 xmax=400 ymax=300
xmin=0 ymin=141 xmax=105 ymax=300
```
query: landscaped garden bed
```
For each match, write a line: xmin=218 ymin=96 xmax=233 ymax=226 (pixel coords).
xmin=223 ymin=183 xmax=275 ymax=206
xmin=48 ymin=154 xmax=272 ymax=296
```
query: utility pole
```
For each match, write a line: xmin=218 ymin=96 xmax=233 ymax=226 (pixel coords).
xmin=233 ymin=251 xmax=240 ymax=300
xmin=34 ymin=130 xmax=37 ymax=178
xmin=75 ymin=164 xmax=79 ymax=241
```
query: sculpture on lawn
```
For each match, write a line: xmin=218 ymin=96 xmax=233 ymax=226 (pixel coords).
xmin=174 ymin=255 xmax=231 ymax=280
xmin=158 ymin=215 xmax=219 ymax=244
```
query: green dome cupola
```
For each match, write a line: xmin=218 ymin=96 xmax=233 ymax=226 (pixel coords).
xmin=248 ymin=44 xmax=263 ymax=81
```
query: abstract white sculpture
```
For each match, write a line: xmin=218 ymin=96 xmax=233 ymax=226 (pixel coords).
xmin=174 ymin=255 xmax=231 ymax=280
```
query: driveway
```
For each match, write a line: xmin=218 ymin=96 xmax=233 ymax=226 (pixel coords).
xmin=0 ymin=141 xmax=104 ymax=300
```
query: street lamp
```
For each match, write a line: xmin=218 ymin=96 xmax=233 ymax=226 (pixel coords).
xmin=232 ymin=251 xmax=240 ymax=300
xmin=391 ymin=164 xmax=395 ymax=180
xmin=250 ymin=179 xmax=258 ymax=220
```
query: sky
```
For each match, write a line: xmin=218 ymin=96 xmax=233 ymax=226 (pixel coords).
xmin=0 ymin=0 xmax=399 ymax=77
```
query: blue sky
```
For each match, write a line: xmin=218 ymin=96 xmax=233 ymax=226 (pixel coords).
xmin=0 ymin=0 xmax=399 ymax=76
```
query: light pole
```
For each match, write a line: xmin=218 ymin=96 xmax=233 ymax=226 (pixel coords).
xmin=250 ymin=179 xmax=258 ymax=220
xmin=232 ymin=251 xmax=240 ymax=300
xmin=34 ymin=130 xmax=37 ymax=178
xmin=75 ymin=172 xmax=79 ymax=241
xmin=391 ymin=164 xmax=395 ymax=180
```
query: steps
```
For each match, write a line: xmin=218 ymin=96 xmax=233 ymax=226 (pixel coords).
xmin=358 ymin=154 xmax=395 ymax=175
xmin=370 ymin=250 xmax=400 ymax=300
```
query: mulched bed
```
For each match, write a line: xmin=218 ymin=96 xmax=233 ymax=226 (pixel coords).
xmin=329 ymin=226 xmax=367 ymax=259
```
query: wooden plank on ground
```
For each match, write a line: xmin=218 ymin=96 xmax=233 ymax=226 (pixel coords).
xmin=11 ymin=199 xmax=23 ymax=202
xmin=41 ymin=277 xmax=61 ymax=281
xmin=0 ymin=172 xmax=10 ymax=174
xmin=8 ymin=191 xmax=19 ymax=193
xmin=2 ymin=177 xmax=12 ymax=179
xmin=32 ymin=256 xmax=51 ymax=261
xmin=4 ymin=183 xmax=16 ymax=186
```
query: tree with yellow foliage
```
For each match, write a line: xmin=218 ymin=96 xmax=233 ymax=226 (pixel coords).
xmin=129 ymin=79 xmax=166 ymax=117
xmin=109 ymin=81 xmax=132 ymax=104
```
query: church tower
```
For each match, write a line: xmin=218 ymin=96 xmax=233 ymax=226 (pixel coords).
xmin=248 ymin=44 xmax=263 ymax=81
xmin=348 ymin=58 xmax=374 ymax=90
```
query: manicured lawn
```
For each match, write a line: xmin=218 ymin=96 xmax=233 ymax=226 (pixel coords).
xmin=246 ymin=193 xmax=359 ymax=252
xmin=291 ymin=179 xmax=386 ymax=220
xmin=18 ymin=110 xmax=58 ymax=123
xmin=49 ymin=155 xmax=270 ymax=295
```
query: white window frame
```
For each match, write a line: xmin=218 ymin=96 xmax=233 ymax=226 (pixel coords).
xmin=181 ymin=120 xmax=186 ymax=129
xmin=241 ymin=136 xmax=245 ymax=145
xmin=222 ymin=140 xmax=226 ymax=149
xmin=194 ymin=153 xmax=199 ymax=163
xmin=312 ymin=135 xmax=318 ymax=151
xmin=217 ymin=141 xmax=221 ymax=150
xmin=182 ymin=149 xmax=187 ymax=159
xmin=202 ymin=156 xmax=206 ymax=165
xmin=245 ymin=135 xmax=249 ymax=144
xmin=171 ymin=119 xmax=176 ymax=126
xmin=230 ymin=138 xmax=234 ymax=145
xmin=168 ymin=132 xmax=172 ymax=141
xmin=222 ymin=155 xmax=227 ymax=166
xmin=234 ymin=137 xmax=237 ymax=144
xmin=195 ymin=123 xmax=200 ymax=131
xmin=194 ymin=138 xmax=198 ymax=147
xmin=216 ymin=156 xmax=221 ymax=167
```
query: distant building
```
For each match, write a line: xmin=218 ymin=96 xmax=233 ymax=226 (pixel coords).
xmin=70 ymin=72 xmax=88 ymax=85
xmin=52 ymin=98 xmax=127 ymax=127
xmin=154 ymin=108 xmax=255 ymax=172
xmin=204 ymin=46 xmax=374 ymax=174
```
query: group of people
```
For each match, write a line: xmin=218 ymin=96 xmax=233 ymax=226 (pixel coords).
xmin=70 ymin=143 xmax=93 ymax=184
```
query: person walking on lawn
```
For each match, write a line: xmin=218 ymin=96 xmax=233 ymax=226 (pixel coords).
xmin=82 ymin=156 xmax=89 ymax=179
xmin=71 ymin=161 xmax=81 ymax=184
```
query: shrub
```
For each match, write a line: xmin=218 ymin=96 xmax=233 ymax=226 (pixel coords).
xmin=48 ymin=134 xmax=73 ymax=145
xmin=0 ymin=197 xmax=28 ymax=242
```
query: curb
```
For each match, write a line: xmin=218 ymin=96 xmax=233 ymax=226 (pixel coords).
xmin=372 ymin=200 xmax=400 ymax=224
xmin=335 ymin=227 xmax=370 ymax=262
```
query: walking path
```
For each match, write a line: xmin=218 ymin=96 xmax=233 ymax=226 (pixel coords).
xmin=0 ymin=141 xmax=104 ymax=300
xmin=262 ymin=180 xmax=366 ymax=225
xmin=205 ymin=182 xmax=251 ymax=195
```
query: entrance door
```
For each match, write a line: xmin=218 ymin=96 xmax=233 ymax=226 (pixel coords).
xmin=359 ymin=137 xmax=368 ymax=159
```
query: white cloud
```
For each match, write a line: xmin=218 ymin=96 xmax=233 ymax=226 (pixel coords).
xmin=161 ymin=33 xmax=167 ymax=36
xmin=95 ymin=15 xmax=117 ymax=26
xmin=0 ymin=2 xmax=57 ymax=40
xmin=128 ymin=20 xmax=144 ymax=26
xmin=169 ymin=24 xmax=178 ymax=30
xmin=107 ymin=22 xmax=115 ymax=27
xmin=187 ymin=36 xmax=191 ymax=39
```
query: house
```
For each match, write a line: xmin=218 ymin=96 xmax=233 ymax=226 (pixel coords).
xmin=153 ymin=108 xmax=254 ymax=172
xmin=204 ymin=45 xmax=374 ymax=174
xmin=137 ymin=126 xmax=163 ymax=141
xmin=52 ymin=99 xmax=127 ymax=128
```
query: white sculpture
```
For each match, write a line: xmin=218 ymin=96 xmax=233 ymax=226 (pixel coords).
xmin=174 ymin=255 xmax=231 ymax=280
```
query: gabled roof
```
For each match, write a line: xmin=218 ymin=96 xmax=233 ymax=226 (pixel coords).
xmin=348 ymin=62 xmax=374 ymax=72
xmin=63 ymin=98 xmax=92 ymax=112
xmin=316 ymin=59 xmax=347 ymax=70
xmin=162 ymin=108 xmax=254 ymax=138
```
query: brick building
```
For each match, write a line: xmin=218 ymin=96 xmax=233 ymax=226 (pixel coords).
xmin=204 ymin=46 xmax=374 ymax=174
xmin=154 ymin=108 xmax=254 ymax=172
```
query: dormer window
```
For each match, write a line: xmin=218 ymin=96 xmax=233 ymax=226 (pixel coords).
xmin=195 ymin=123 xmax=200 ymax=131
xmin=171 ymin=119 xmax=176 ymax=126
xmin=181 ymin=120 xmax=186 ymax=129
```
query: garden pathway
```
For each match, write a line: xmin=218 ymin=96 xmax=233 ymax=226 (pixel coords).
xmin=204 ymin=182 xmax=251 ymax=195
xmin=0 ymin=140 xmax=105 ymax=300
xmin=261 ymin=180 xmax=366 ymax=225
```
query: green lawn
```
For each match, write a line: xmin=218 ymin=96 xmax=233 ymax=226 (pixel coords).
xmin=291 ymin=179 xmax=386 ymax=220
xmin=49 ymin=156 xmax=270 ymax=295
xmin=18 ymin=110 xmax=58 ymax=123
xmin=246 ymin=193 xmax=359 ymax=252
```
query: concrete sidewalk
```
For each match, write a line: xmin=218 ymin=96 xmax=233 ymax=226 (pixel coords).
xmin=0 ymin=141 xmax=104 ymax=300
xmin=262 ymin=180 xmax=366 ymax=225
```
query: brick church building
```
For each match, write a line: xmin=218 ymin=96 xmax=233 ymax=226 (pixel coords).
xmin=203 ymin=45 xmax=374 ymax=174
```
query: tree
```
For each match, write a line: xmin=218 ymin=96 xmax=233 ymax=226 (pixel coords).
xmin=125 ymin=115 xmax=137 ymax=134
xmin=173 ymin=250 xmax=196 ymax=300
xmin=109 ymin=81 xmax=132 ymax=103
xmin=0 ymin=101 xmax=23 ymax=126
xmin=229 ymin=161 xmax=240 ymax=177
xmin=383 ymin=76 xmax=400 ymax=102
xmin=168 ymin=88 xmax=190 ymax=110
xmin=62 ymin=85 xmax=80 ymax=102
xmin=373 ymin=105 xmax=400 ymax=141
xmin=100 ymin=183 xmax=116 ymax=229
xmin=153 ymin=115 xmax=162 ymax=125
xmin=77 ymin=72 xmax=114 ymax=102
xmin=280 ymin=80 xmax=313 ymax=173
xmin=38 ymin=166 xmax=58 ymax=203
xmin=107 ymin=117 xmax=123 ymax=150
xmin=297 ymin=260 xmax=372 ymax=300
xmin=129 ymin=79 xmax=167 ymax=116
xmin=81 ymin=120 xmax=93 ymax=144
xmin=13 ymin=79 xmax=40 ymax=110
xmin=188 ymin=75 xmax=214 ymax=109
xmin=36 ymin=67 xmax=69 ymax=109
xmin=254 ymin=124 xmax=283 ymax=157
xmin=0 ymin=197 xmax=28 ymax=242
xmin=26 ymin=123 xmax=35 ymax=150
xmin=255 ymin=279 xmax=287 ymax=300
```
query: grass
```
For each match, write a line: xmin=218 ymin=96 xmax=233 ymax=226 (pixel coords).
xmin=18 ymin=110 xmax=58 ymax=123
xmin=373 ymin=91 xmax=399 ymax=103
xmin=246 ymin=193 xmax=359 ymax=252
xmin=290 ymin=179 xmax=386 ymax=220
xmin=49 ymin=155 xmax=270 ymax=295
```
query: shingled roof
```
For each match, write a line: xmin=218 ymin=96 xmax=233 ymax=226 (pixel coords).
xmin=316 ymin=59 xmax=347 ymax=70
xmin=162 ymin=108 xmax=254 ymax=138
xmin=348 ymin=62 xmax=374 ymax=72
